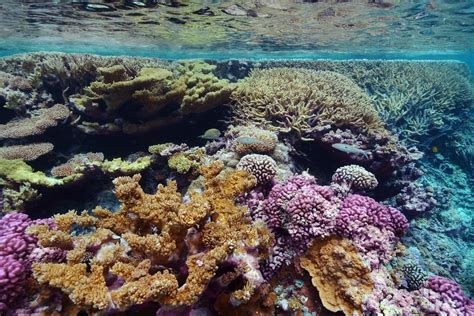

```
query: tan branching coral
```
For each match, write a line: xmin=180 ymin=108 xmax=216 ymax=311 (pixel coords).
xmin=300 ymin=237 xmax=373 ymax=316
xmin=30 ymin=161 xmax=273 ymax=312
xmin=0 ymin=142 xmax=53 ymax=161
xmin=0 ymin=104 xmax=70 ymax=139
xmin=231 ymin=68 xmax=385 ymax=138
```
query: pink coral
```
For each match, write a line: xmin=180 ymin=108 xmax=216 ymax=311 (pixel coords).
xmin=0 ymin=213 xmax=64 ymax=313
xmin=423 ymin=276 xmax=474 ymax=315
xmin=335 ymin=194 xmax=408 ymax=268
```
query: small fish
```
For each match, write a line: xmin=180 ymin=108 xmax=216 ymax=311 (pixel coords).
xmin=332 ymin=143 xmax=370 ymax=159
xmin=199 ymin=128 xmax=221 ymax=140
xmin=234 ymin=136 xmax=265 ymax=145
xmin=431 ymin=146 xmax=439 ymax=153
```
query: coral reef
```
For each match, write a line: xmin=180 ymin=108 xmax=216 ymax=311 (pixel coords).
xmin=0 ymin=54 xmax=472 ymax=315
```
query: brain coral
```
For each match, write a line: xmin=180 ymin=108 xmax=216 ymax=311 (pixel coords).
xmin=331 ymin=164 xmax=378 ymax=195
xmin=236 ymin=154 xmax=277 ymax=184
xmin=231 ymin=68 xmax=384 ymax=138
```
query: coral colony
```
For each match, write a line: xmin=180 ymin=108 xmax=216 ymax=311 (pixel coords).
xmin=0 ymin=53 xmax=472 ymax=315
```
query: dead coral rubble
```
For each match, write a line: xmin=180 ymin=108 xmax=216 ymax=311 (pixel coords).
xmin=29 ymin=162 xmax=273 ymax=312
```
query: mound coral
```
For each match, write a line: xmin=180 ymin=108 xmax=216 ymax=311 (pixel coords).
xmin=29 ymin=162 xmax=273 ymax=312
xmin=236 ymin=154 xmax=277 ymax=184
xmin=231 ymin=68 xmax=385 ymax=137
xmin=228 ymin=125 xmax=278 ymax=155
xmin=300 ymin=237 xmax=373 ymax=316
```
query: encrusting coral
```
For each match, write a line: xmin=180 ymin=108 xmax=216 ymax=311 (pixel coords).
xmin=300 ymin=237 xmax=374 ymax=316
xmin=28 ymin=161 xmax=273 ymax=312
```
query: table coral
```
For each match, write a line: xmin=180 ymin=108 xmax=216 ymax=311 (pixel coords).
xmin=71 ymin=61 xmax=234 ymax=135
xmin=29 ymin=162 xmax=273 ymax=313
xmin=0 ymin=142 xmax=54 ymax=161
xmin=300 ymin=237 xmax=373 ymax=316
xmin=0 ymin=104 xmax=70 ymax=139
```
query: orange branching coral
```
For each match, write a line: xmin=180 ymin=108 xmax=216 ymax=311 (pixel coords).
xmin=300 ymin=237 xmax=373 ymax=316
xmin=31 ymin=161 xmax=273 ymax=312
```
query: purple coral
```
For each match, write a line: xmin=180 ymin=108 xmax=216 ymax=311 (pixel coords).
xmin=335 ymin=194 xmax=409 ymax=268
xmin=395 ymin=182 xmax=438 ymax=217
xmin=423 ymin=276 xmax=474 ymax=315
xmin=0 ymin=213 xmax=64 ymax=313
xmin=248 ymin=173 xmax=340 ymax=277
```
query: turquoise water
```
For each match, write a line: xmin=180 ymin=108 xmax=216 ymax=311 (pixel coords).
xmin=0 ymin=1 xmax=473 ymax=315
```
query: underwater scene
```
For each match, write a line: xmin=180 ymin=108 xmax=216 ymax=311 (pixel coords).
xmin=0 ymin=1 xmax=473 ymax=315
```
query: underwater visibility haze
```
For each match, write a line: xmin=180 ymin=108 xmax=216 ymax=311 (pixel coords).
xmin=0 ymin=1 xmax=473 ymax=315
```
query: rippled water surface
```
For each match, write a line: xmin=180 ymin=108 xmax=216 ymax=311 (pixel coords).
xmin=1 ymin=0 xmax=473 ymax=58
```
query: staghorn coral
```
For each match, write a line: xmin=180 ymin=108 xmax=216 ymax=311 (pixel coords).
xmin=30 ymin=162 xmax=273 ymax=312
xmin=236 ymin=154 xmax=277 ymax=184
xmin=0 ymin=142 xmax=54 ymax=161
xmin=300 ymin=237 xmax=373 ymax=316
xmin=0 ymin=104 xmax=70 ymax=139
xmin=231 ymin=68 xmax=385 ymax=138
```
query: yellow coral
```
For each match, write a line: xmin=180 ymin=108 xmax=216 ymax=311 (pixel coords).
xmin=0 ymin=159 xmax=81 ymax=187
xmin=300 ymin=237 xmax=373 ymax=316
